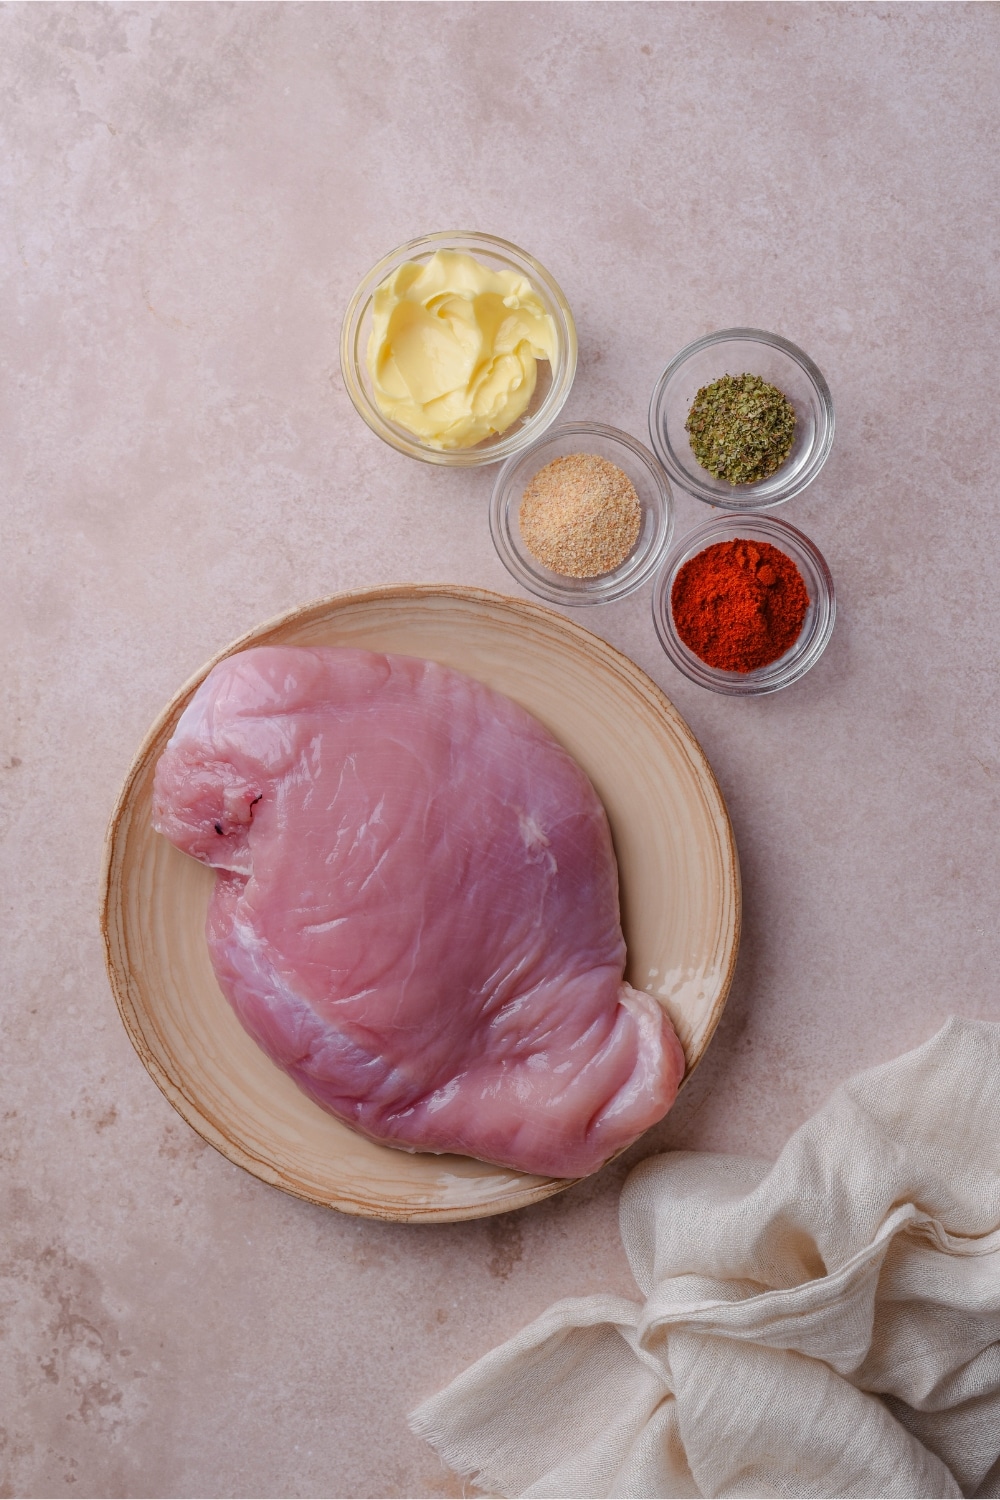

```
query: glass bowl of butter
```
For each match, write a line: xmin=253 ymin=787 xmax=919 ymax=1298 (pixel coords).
xmin=340 ymin=232 xmax=578 ymax=466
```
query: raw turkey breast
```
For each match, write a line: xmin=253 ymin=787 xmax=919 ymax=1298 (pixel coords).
xmin=152 ymin=646 xmax=686 ymax=1177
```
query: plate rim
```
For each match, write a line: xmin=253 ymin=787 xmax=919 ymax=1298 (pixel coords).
xmin=101 ymin=583 xmax=741 ymax=1221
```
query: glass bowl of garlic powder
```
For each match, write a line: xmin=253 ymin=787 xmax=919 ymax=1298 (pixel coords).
xmin=490 ymin=422 xmax=675 ymax=605
xmin=340 ymin=232 xmax=578 ymax=466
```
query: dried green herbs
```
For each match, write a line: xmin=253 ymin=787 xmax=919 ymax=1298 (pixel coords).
xmin=685 ymin=373 xmax=796 ymax=486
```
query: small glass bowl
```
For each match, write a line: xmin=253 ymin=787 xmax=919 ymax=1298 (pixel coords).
xmin=490 ymin=422 xmax=674 ymax=606
xmin=652 ymin=513 xmax=835 ymax=695
xmin=340 ymin=231 xmax=577 ymax=467
xmin=648 ymin=328 xmax=834 ymax=510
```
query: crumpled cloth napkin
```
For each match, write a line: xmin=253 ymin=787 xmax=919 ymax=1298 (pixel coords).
xmin=410 ymin=1017 xmax=1000 ymax=1499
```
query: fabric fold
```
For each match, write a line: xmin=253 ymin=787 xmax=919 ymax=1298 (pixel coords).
xmin=411 ymin=1017 xmax=1000 ymax=1498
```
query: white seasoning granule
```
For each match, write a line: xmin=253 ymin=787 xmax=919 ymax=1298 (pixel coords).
xmin=518 ymin=453 xmax=642 ymax=579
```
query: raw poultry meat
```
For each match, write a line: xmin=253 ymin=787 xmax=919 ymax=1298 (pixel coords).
xmin=152 ymin=646 xmax=685 ymax=1177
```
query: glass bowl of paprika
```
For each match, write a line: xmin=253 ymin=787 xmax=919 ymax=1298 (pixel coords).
xmin=652 ymin=514 xmax=836 ymax=695
xmin=648 ymin=328 xmax=834 ymax=510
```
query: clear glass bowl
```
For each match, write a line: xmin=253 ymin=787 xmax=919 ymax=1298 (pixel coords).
xmin=648 ymin=328 xmax=834 ymax=510
xmin=340 ymin=231 xmax=577 ymax=467
xmin=652 ymin=514 xmax=836 ymax=694
xmin=490 ymin=422 xmax=674 ymax=606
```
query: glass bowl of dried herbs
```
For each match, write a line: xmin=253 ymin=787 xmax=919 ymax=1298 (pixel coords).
xmin=651 ymin=514 xmax=836 ymax=695
xmin=490 ymin=422 xmax=674 ymax=605
xmin=648 ymin=329 xmax=834 ymax=510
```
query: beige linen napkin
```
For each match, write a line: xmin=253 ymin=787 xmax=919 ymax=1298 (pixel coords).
xmin=410 ymin=1017 xmax=1000 ymax=1499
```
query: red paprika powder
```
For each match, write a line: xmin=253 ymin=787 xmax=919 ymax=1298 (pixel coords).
xmin=671 ymin=538 xmax=809 ymax=673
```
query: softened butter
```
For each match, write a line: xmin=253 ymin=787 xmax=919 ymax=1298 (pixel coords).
xmin=367 ymin=250 xmax=558 ymax=450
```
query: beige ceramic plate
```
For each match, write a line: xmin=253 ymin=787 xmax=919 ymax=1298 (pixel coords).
xmin=102 ymin=586 xmax=740 ymax=1222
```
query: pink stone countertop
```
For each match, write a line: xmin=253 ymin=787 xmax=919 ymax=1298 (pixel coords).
xmin=3 ymin=4 xmax=1000 ymax=1496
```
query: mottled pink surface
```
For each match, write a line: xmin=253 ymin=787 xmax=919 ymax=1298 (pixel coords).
xmin=3 ymin=4 xmax=1000 ymax=1496
xmin=152 ymin=646 xmax=683 ymax=1176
